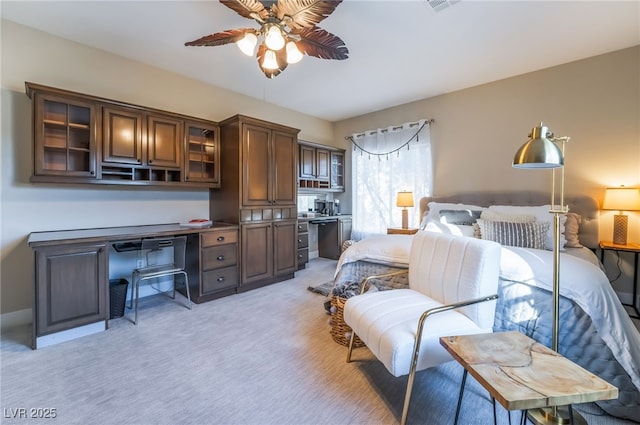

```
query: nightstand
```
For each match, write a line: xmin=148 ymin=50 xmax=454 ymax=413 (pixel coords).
xmin=600 ymin=241 xmax=640 ymax=319
xmin=387 ymin=227 xmax=418 ymax=235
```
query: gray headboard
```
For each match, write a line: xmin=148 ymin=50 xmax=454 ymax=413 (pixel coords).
xmin=419 ymin=191 xmax=600 ymax=249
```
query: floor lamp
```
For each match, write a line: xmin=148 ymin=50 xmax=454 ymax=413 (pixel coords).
xmin=513 ymin=123 xmax=586 ymax=425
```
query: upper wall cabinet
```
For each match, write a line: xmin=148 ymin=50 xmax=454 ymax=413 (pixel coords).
xmin=26 ymin=82 xmax=220 ymax=188
xmin=298 ymin=141 xmax=345 ymax=192
xmin=31 ymin=91 xmax=98 ymax=179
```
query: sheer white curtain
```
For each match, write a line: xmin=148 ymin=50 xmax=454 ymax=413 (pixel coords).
xmin=351 ymin=120 xmax=433 ymax=240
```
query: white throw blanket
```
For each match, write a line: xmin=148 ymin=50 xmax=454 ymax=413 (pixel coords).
xmin=337 ymin=233 xmax=640 ymax=391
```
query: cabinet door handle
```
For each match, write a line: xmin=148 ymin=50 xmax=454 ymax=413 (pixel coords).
xmin=298 ymin=239 xmax=302 ymax=243
xmin=217 ymin=276 xmax=225 ymax=282
xmin=217 ymin=236 xmax=225 ymax=242
xmin=217 ymin=255 xmax=225 ymax=261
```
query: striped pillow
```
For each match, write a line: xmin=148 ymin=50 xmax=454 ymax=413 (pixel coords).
xmin=476 ymin=219 xmax=549 ymax=250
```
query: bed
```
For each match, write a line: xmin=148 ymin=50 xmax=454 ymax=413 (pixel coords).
xmin=330 ymin=192 xmax=640 ymax=423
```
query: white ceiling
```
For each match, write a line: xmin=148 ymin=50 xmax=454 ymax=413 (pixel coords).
xmin=2 ymin=1 xmax=639 ymax=122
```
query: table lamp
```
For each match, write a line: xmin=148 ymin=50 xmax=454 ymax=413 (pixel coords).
xmin=602 ymin=186 xmax=640 ymax=245
xmin=396 ymin=191 xmax=414 ymax=229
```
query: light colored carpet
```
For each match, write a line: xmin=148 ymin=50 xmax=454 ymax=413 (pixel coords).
xmin=1 ymin=258 xmax=635 ymax=425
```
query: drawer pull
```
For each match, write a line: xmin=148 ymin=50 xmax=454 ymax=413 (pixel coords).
xmin=217 ymin=255 xmax=225 ymax=261
xmin=298 ymin=239 xmax=302 ymax=243
xmin=217 ymin=277 xmax=225 ymax=282
xmin=217 ymin=236 xmax=225 ymax=242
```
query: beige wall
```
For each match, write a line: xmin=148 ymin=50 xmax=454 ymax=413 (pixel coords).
xmin=334 ymin=45 xmax=640 ymax=296
xmin=0 ymin=20 xmax=334 ymax=318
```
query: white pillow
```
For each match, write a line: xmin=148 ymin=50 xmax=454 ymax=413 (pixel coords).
xmin=422 ymin=202 xmax=486 ymax=229
xmin=487 ymin=205 xmax=567 ymax=250
xmin=424 ymin=220 xmax=476 ymax=238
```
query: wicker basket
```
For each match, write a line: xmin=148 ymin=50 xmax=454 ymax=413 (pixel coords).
xmin=330 ymin=295 xmax=365 ymax=347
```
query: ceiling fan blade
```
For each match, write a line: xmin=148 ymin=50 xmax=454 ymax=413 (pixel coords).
xmin=185 ymin=28 xmax=257 ymax=47
xmin=272 ymin=0 xmax=342 ymax=30
xmin=256 ymin=43 xmax=288 ymax=78
xmin=294 ymin=26 xmax=348 ymax=60
xmin=220 ymin=0 xmax=270 ymax=22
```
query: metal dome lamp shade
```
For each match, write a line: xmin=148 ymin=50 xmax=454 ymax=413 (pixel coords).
xmin=512 ymin=123 xmax=584 ymax=425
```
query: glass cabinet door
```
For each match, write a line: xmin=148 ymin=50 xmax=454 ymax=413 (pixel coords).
xmin=184 ymin=121 xmax=220 ymax=186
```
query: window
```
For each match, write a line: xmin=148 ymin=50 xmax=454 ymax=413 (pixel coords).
xmin=350 ymin=120 xmax=433 ymax=239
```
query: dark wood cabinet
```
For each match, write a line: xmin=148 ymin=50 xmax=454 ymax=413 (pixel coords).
xmin=213 ymin=115 xmax=299 ymax=289
xmin=297 ymin=221 xmax=309 ymax=270
xmin=31 ymin=91 xmax=98 ymax=179
xmin=298 ymin=141 xmax=345 ymax=192
xmin=184 ymin=227 xmax=238 ymax=303
xmin=29 ymin=223 xmax=238 ymax=348
xmin=330 ymin=151 xmax=345 ymax=190
xmin=242 ymin=123 xmax=297 ymax=206
xmin=33 ymin=242 xmax=108 ymax=346
xmin=26 ymin=82 xmax=219 ymax=188
xmin=185 ymin=120 xmax=220 ymax=186
xmin=101 ymin=105 xmax=183 ymax=183
xmin=102 ymin=106 xmax=144 ymax=165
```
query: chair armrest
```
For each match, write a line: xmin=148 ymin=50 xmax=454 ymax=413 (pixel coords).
xmin=413 ymin=294 xmax=499 ymax=360
xmin=358 ymin=269 xmax=409 ymax=295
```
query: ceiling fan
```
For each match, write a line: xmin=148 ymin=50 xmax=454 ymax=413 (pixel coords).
xmin=185 ymin=0 xmax=349 ymax=78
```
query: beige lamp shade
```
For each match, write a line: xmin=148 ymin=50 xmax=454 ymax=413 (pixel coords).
xmin=602 ymin=187 xmax=640 ymax=212
xmin=602 ymin=186 xmax=640 ymax=245
xmin=396 ymin=191 xmax=414 ymax=208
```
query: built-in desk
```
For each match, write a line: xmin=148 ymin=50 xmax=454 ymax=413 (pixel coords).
xmin=28 ymin=223 xmax=238 ymax=349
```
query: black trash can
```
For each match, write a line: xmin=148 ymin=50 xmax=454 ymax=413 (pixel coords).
xmin=109 ymin=278 xmax=129 ymax=319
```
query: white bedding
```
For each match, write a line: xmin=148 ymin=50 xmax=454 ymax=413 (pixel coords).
xmin=337 ymin=232 xmax=640 ymax=392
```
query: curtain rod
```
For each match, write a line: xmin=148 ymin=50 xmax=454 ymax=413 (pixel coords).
xmin=347 ymin=118 xmax=434 ymax=139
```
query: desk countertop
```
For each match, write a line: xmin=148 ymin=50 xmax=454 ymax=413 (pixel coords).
xmin=28 ymin=222 xmax=238 ymax=247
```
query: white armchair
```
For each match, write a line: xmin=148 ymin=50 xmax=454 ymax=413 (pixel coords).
xmin=343 ymin=231 xmax=501 ymax=425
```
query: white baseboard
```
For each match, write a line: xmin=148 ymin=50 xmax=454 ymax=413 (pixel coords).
xmin=1 ymin=308 xmax=32 ymax=329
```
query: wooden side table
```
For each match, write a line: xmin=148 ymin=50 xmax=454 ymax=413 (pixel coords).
xmin=599 ymin=241 xmax=640 ymax=319
xmin=387 ymin=227 xmax=418 ymax=235
xmin=440 ymin=331 xmax=618 ymax=425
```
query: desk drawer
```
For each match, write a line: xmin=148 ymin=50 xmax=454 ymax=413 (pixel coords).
xmin=297 ymin=221 xmax=308 ymax=233
xmin=297 ymin=233 xmax=309 ymax=249
xmin=202 ymin=266 xmax=238 ymax=293
xmin=202 ymin=244 xmax=237 ymax=271
xmin=201 ymin=230 xmax=237 ymax=247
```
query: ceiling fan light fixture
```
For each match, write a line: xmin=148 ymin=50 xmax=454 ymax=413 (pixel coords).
xmin=264 ymin=24 xmax=285 ymax=51
xmin=285 ymin=41 xmax=303 ymax=64
xmin=262 ymin=49 xmax=279 ymax=69
xmin=237 ymin=32 xmax=258 ymax=56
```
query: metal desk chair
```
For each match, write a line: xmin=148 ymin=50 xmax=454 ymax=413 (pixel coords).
xmin=129 ymin=236 xmax=191 ymax=325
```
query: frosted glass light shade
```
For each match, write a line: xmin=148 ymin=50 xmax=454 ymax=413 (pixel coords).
xmin=265 ymin=25 xmax=285 ymax=50
xmin=237 ymin=33 xmax=257 ymax=56
xmin=262 ymin=50 xmax=279 ymax=69
xmin=286 ymin=41 xmax=303 ymax=64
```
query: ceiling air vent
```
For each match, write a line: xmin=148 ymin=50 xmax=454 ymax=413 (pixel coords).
xmin=425 ymin=0 xmax=461 ymax=12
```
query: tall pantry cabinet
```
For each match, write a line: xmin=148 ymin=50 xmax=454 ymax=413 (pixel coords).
xmin=211 ymin=115 xmax=299 ymax=291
